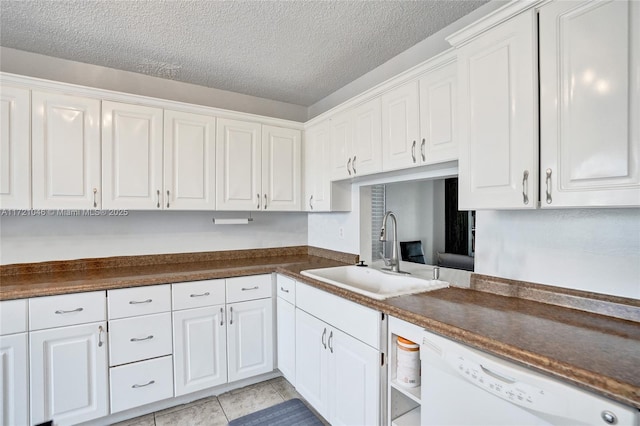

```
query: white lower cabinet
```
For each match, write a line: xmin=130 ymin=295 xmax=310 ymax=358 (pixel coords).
xmin=30 ymin=321 xmax=108 ymax=425
xmin=227 ymin=298 xmax=274 ymax=383
xmin=295 ymin=306 xmax=380 ymax=426
xmin=109 ymin=312 xmax=172 ymax=366
xmin=110 ymin=355 xmax=174 ymax=413
xmin=276 ymin=297 xmax=296 ymax=385
xmin=173 ymin=305 xmax=227 ymax=396
xmin=0 ymin=333 xmax=29 ymax=426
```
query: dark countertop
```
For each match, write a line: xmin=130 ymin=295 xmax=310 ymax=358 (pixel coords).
xmin=1 ymin=248 xmax=639 ymax=409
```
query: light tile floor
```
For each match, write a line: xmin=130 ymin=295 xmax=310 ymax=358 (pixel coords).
xmin=112 ymin=377 xmax=328 ymax=426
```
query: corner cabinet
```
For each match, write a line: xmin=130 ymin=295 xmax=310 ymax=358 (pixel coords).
xmin=454 ymin=9 xmax=538 ymax=210
xmin=216 ymin=119 xmax=301 ymax=211
xmin=32 ymin=91 xmax=101 ymax=209
xmin=539 ymin=0 xmax=640 ymax=207
xmin=0 ymin=86 xmax=30 ymax=209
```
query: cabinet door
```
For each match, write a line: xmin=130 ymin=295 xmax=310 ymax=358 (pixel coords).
xmin=381 ymin=80 xmax=420 ymax=171
xmin=328 ymin=328 xmax=380 ymax=426
xmin=164 ymin=110 xmax=216 ymax=210
xmin=457 ymin=10 xmax=538 ymax=210
xmin=0 ymin=333 xmax=28 ymax=426
xmin=32 ymin=91 xmax=101 ymax=209
xmin=30 ymin=322 xmax=108 ymax=425
xmin=352 ymin=98 xmax=382 ymax=176
xmin=304 ymin=122 xmax=331 ymax=212
xmin=419 ymin=61 xmax=458 ymax=164
xmin=102 ymin=101 xmax=163 ymax=209
xmin=276 ymin=297 xmax=296 ymax=385
xmin=262 ymin=125 xmax=301 ymax=211
xmin=216 ymin=118 xmax=262 ymax=210
xmin=295 ymin=309 xmax=329 ymax=418
xmin=540 ymin=0 xmax=640 ymax=207
xmin=173 ymin=305 xmax=227 ymax=396
xmin=227 ymin=298 xmax=273 ymax=382
xmin=329 ymin=111 xmax=353 ymax=180
xmin=0 ymin=86 xmax=30 ymax=209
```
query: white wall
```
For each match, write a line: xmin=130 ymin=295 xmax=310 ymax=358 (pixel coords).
xmin=0 ymin=211 xmax=307 ymax=264
xmin=475 ymin=209 xmax=640 ymax=299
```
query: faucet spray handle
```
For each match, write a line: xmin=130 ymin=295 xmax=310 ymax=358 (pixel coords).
xmin=379 ymin=252 xmax=392 ymax=267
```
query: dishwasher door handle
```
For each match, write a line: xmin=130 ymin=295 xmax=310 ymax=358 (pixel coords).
xmin=480 ymin=364 xmax=516 ymax=384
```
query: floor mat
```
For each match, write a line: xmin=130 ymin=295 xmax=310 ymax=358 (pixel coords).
xmin=227 ymin=398 xmax=324 ymax=426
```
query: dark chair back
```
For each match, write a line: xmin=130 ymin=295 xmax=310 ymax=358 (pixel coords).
xmin=400 ymin=241 xmax=426 ymax=264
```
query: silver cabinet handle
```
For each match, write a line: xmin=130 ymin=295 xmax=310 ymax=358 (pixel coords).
xmin=190 ymin=292 xmax=210 ymax=298
xmin=241 ymin=286 xmax=259 ymax=291
xmin=309 ymin=195 xmax=314 ymax=210
xmin=93 ymin=188 xmax=98 ymax=208
xmin=328 ymin=330 xmax=334 ymax=353
xmin=322 ymin=328 xmax=327 ymax=349
xmin=264 ymin=194 xmax=268 ymax=210
xmin=280 ymin=286 xmax=290 ymax=293
xmin=166 ymin=190 xmax=170 ymax=208
xmin=421 ymin=138 xmax=426 ymax=162
xmin=229 ymin=306 xmax=233 ymax=325
xmin=346 ymin=158 xmax=352 ymax=176
xmin=220 ymin=307 xmax=224 ymax=326
xmin=130 ymin=335 xmax=154 ymax=342
xmin=132 ymin=380 xmax=155 ymax=389
xmin=129 ymin=299 xmax=152 ymax=305
xmin=98 ymin=325 xmax=104 ymax=347
xmin=157 ymin=189 xmax=160 ymax=208
xmin=522 ymin=170 xmax=529 ymax=205
xmin=55 ymin=307 xmax=83 ymax=314
xmin=411 ymin=140 xmax=416 ymax=163
xmin=352 ymin=156 xmax=357 ymax=174
xmin=257 ymin=193 xmax=260 ymax=209
xmin=545 ymin=168 xmax=552 ymax=204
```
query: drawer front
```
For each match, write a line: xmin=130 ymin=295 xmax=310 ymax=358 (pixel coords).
xmin=172 ymin=279 xmax=226 ymax=311
xmin=0 ymin=299 xmax=28 ymax=335
xmin=110 ymin=355 xmax=174 ymax=413
xmin=109 ymin=312 xmax=172 ymax=366
xmin=276 ymin=274 xmax=296 ymax=305
xmin=226 ymin=274 xmax=272 ymax=303
xmin=29 ymin=291 xmax=106 ymax=331
xmin=108 ymin=285 xmax=171 ymax=319
xmin=296 ymin=282 xmax=380 ymax=349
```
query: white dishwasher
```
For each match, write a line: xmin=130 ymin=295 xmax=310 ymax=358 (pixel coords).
xmin=420 ymin=330 xmax=638 ymax=426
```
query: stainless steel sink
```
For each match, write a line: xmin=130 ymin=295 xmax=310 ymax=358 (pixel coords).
xmin=300 ymin=265 xmax=448 ymax=300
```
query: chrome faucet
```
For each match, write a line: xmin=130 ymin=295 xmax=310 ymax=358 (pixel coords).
xmin=379 ymin=211 xmax=408 ymax=274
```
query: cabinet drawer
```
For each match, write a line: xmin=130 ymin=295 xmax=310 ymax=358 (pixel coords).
xmin=109 ymin=312 xmax=172 ymax=366
xmin=172 ymin=279 xmax=225 ymax=311
xmin=29 ymin=291 xmax=106 ymax=331
xmin=0 ymin=299 xmax=28 ymax=335
xmin=226 ymin=274 xmax=272 ymax=303
xmin=108 ymin=285 xmax=171 ymax=319
xmin=110 ymin=355 xmax=174 ymax=413
xmin=276 ymin=274 xmax=296 ymax=304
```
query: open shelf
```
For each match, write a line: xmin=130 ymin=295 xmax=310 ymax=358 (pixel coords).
xmin=390 ymin=379 xmax=421 ymax=404
xmin=391 ymin=406 xmax=420 ymax=426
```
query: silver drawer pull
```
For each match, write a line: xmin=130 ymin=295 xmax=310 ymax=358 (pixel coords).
xmin=130 ymin=335 xmax=154 ymax=342
xmin=55 ymin=307 xmax=83 ymax=314
xmin=280 ymin=286 xmax=290 ymax=293
xmin=241 ymin=286 xmax=259 ymax=291
xmin=190 ymin=292 xmax=210 ymax=298
xmin=132 ymin=380 xmax=155 ymax=389
xmin=129 ymin=299 xmax=152 ymax=305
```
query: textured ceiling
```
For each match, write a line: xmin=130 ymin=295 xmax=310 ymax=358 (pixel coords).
xmin=0 ymin=1 xmax=488 ymax=106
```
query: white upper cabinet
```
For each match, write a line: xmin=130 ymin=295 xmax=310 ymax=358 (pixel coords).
xmin=216 ymin=118 xmax=262 ymax=210
xmin=540 ymin=0 xmax=640 ymax=207
xmin=0 ymin=86 xmax=30 ymax=209
xmin=102 ymin=101 xmax=163 ymax=209
xmin=352 ymin=97 xmax=383 ymax=176
xmin=419 ymin=60 xmax=458 ymax=165
xmin=305 ymin=122 xmax=330 ymax=211
xmin=455 ymin=10 xmax=538 ymax=210
xmin=164 ymin=110 xmax=216 ymax=210
xmin=329 ymin=110 xmax=353 ymax=180
xmin=381 ymin=80 xmax=420 ymax=171
xmin=261 ymin=125 xmax=301 ymax=211
xmin=32 ymin=91 xmax=101 ymax=209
